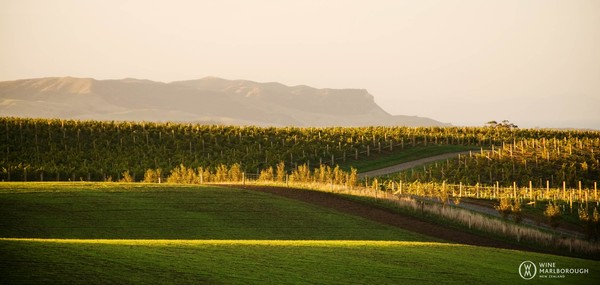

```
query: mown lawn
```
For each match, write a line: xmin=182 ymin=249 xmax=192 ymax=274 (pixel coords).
xmin=0 ymin=183 xmax=598 ymax=284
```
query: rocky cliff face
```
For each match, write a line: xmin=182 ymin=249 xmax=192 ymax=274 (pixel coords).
xmin=0 ymin=76 xmax=450 ymax=127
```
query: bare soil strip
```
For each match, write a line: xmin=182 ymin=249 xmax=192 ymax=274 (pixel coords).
xmin=229 ymin=185 xmax=535 ymax=252
xmin=358 ymin=151 xmax=473 ymax=179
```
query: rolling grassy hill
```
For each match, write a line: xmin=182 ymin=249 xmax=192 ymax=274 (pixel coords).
xmin=0 ymin=183 xmax=598 ymax=284
xmin=0 ymin=183 xmax=424 ymax=240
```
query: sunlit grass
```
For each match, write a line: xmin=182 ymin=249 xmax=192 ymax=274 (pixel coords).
xmin=0 ymin=237 xmax=454 ymax=248
xmin=1 ymin=238 xmax=597 ymax=284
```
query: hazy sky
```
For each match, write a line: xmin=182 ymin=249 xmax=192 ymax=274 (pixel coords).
xmin=2 ymin=0 xmax=599 ymax=129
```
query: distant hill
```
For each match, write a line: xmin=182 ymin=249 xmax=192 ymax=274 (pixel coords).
xmin=0 ymin=76 xmax=450 ymax=127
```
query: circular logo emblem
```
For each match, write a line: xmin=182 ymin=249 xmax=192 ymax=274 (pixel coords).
xmin=519 ymin=261 xmax=537 ymax=280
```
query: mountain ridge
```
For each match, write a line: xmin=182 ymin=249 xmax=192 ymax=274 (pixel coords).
xmin=0 ymin=76 xmax=450 ymax=127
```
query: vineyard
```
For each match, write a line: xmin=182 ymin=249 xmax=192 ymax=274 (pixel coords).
xmin=2 ymin=117 xmax=600 ymax=185
xmin=367 ymin=133 xmax=600 ymax=213
xmin=384 ymin=137 xmax=600 ymax=189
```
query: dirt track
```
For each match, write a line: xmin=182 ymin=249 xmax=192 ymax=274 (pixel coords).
xmin=229 ymin=184 xmax=534 ymax=252
xmin=358 ymin=151 xmax=473 ymax=179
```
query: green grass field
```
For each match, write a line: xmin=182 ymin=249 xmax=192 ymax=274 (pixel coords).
xmin=0 ymin=183 xmax=598 ymax=284
xmin=0 ymin=183 xmax=425 ymax=240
